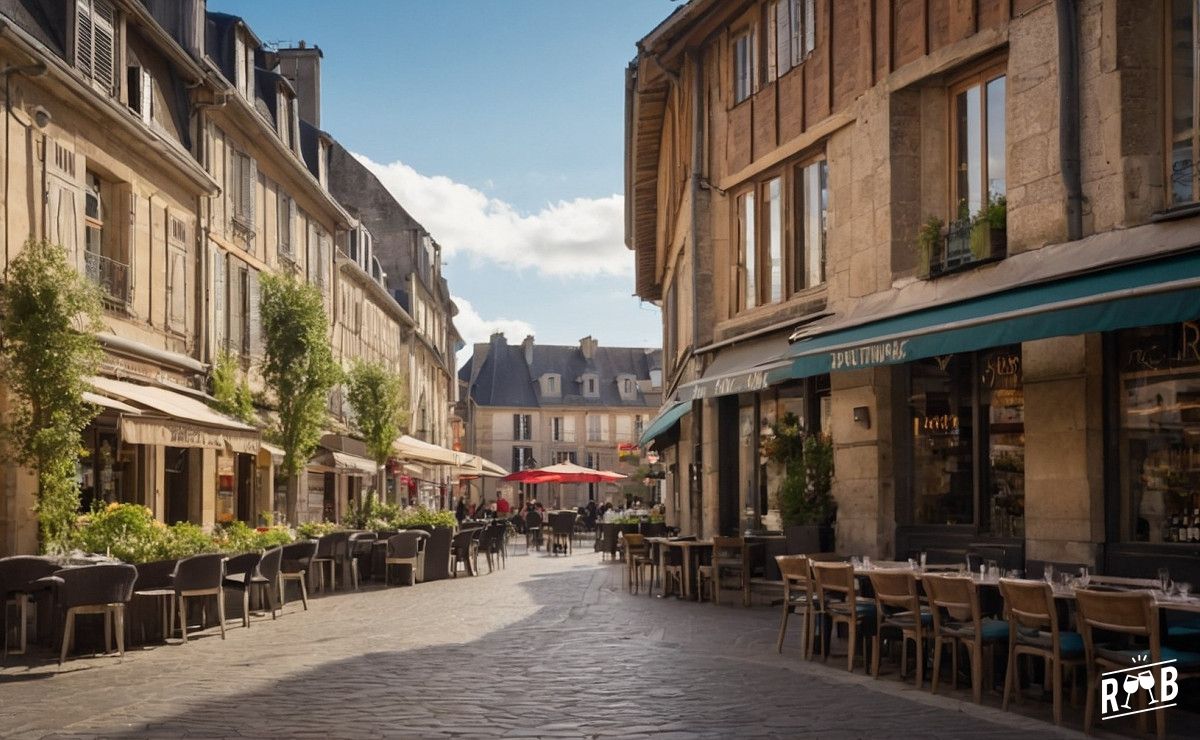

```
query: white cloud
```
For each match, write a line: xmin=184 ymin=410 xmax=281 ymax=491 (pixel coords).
xmin=452 ymin=295 xmax=536 ymax=369
xmin=353 ymin=154 xmax=631 ymax=278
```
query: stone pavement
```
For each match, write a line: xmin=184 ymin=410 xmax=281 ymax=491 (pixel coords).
xmin=0 ymin=546 xmax=1113 ymax=738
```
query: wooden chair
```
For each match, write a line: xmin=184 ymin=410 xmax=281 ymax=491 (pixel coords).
xmin=712 ymin=536 xmax=750 ymax=607
xmin=811 ymin=561 xmax=874 ymax=673
xmin=623 ymin=534 xmax=654 ymax=593
xmin=695 ymin=564 xmax=715 ymax=602
xmin=775 ymin=555 xmax=817 ymax=658
xmin=999 ymin=578 xmax=1084 ymax=726
xmin=868 ymin=569 xmax=929 ymax=686
xmin=1076 ymin=588 xmax=1200 ymax=739
xmin=662 ymin=544 xmax=684 ymax=598
xmin=924 ymin=574 xmax=1007 ymax=702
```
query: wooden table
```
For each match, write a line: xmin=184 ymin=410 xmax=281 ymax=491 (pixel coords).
xmin=647 ymin=538 xmax=713 ymax=600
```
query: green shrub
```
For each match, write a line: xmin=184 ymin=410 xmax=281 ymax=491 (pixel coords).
xmin=158 ymin=522 xmax=216 ymax=560
xmin=72 ymin=503 xmax=164 ymax=563
xmin=392 ymin=506 xmax=457 ymax=530
xmin=296 ymin=520 xmax=342 ymax=539
xmin=345 ymin=491 xmax=400 ymax=530
xmin=255 ymin=525 xmax=294 ymax=549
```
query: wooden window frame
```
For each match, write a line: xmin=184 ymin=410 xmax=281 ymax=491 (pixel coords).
xmin=732 ymin=24 xmax=757 ymax=106
xmin=791 ymin=153 xmax=828 ymax=294
xmin=1165 ymin=2 xmax=1199 ymax=207
xmin=947 ymin=60 xmax=1007 ymax=222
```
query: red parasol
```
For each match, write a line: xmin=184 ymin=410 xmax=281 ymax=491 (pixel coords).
xmin=501 ymin=461 xmax=627 ymax=484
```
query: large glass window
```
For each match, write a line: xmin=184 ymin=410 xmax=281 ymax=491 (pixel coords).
xmin=1169 ymin=0 xmax=1197 ymax=205
xmin=765 ymin=178 xmax=783 ymax=303
xmin=952 ymin=68 xmax=1006 ymax=219
xmin=910 ymin=347 xmax=1024 ymax=533
xmin=797 ymin=159 xmax=828 ymax=290
xmin=733 ymin=29 xmax=755 ymax=104
xmin=1116 ymin=320 xmax=1200 ymax=543
xmin=739 ymin=191 xmax=756 ymax=310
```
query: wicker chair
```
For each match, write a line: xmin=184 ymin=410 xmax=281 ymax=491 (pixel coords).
xmin=550 ymin=511 xmax=577 ymax=556
xmin=222 ymin=551 xmax=264 ymax=629
xmin=524 ymin=511 xmax=543 ymax=552
xmin=384 ymin=531 xmax=428 ymax=586
xmin=312 ymin=531 xmax=347 ymax=592
xmin=39 ymin=563 xmax=138 ymax=666
xmin=452 ymin=529 xmax=476 ymax=577
xmin=171 ymin=553 xmax=227 ymax=643
xmin=279 ymin=540 xmax=318 ymax=610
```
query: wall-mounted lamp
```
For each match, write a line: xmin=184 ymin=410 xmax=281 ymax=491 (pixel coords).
xmin=853 ymin=406 xmax=871 ymax=429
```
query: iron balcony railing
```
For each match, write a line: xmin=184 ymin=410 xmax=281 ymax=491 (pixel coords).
xmin=84 ymin=250 xmax=131 ymax=307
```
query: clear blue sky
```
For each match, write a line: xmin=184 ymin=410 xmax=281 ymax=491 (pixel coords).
xmin=216 ymin=0 xmax=676 ymax=364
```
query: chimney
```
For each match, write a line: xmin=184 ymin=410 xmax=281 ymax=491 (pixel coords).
xmin=276 ymin=42 xmax=323 ymax=127
xmin=489 ymin=331 xmax=506 ymax=346
xmin=521 ymin=335 xmax=535 ymax=366
xmin=580 ymin=335 xmax=598 ymax=361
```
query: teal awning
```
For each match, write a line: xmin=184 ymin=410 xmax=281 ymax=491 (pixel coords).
xmin=639 ymin=401 xmax=690 ymax=448
xmin=782 ymin=250 xmax=1200 ymax=377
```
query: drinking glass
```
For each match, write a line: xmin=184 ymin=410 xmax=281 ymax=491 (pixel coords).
xmin=1175 ymin=582 xmax=1192 ymax=600
xmin=987 ymin=559 xmax=998 ymax=578
xmin=1059 ymin=572 xmax=1073 ymax=591
xmin=1078 ymin=566 xmax=1090 ymax=588
xmin=1122 ymin=674 xmax=1140 ymax=709
xmin=1158 ymin=567 xmax=1171 ymax=594
xmin=919 ymin=552 xmax=928 ymax=570
xmin=863 ymin=556 xmax=872 ymax=570
xmin=908 ymin=558 xmax=918 ymax=571
xmin=851 ymin=556 xmax=861 ymax=569
xmin=1010 ymin=569 xmax=1024 ymax=579
xmin=1043 ymin=564 xmax=1055 ymax=585
xmin=1139 ymin=670 xmax=1158 ymax=705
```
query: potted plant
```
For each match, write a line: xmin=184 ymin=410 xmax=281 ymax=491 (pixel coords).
xmin=765 ymin=414 xmax=836 ymax=554
xmin=916 ymin=215 xmax=944 ymax=278
xmin=969 ymin=194 xmax=1007 ymax=261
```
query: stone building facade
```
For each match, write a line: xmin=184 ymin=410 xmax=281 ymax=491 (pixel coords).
xmin=0 ymin=0 xmax=461 ymax=554
xmin=628 ymin=0 xmax=1200 ymax=581
xmin=459 ymin=334 xmax=663 ymax=509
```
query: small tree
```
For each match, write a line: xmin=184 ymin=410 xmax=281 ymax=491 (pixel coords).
xmin=211 ymin=349 xmax=254 ymax=424
xmin=765 ymin=413 xmax=835 ymax=528
xmin=0 ymin=239 xmax=103 ymax=551
xmin=259 ymin=273 xmax=340 ymax=523
xmin=346 ymin=360 xmax=407 ymax=492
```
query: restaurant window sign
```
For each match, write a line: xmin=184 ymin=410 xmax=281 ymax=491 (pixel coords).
xmin=909 ymin=346 xmax=1024 ymax=536
xmin=1116 ymin=320 xmax=1200 ymax=544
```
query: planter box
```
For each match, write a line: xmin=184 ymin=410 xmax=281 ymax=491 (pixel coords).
xmin=926 ymin=221 xmax=1006 ymax=277
xmin=784 ymin=524 xmax=835 ymax=555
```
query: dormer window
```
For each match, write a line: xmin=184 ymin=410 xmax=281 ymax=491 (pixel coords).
xmin=541 ymin=374 xmax=561 ymax=397
xmin=278 ymin=91 xmax=299 ymax=152
xmin=650 ymin=369 xmax=663 ymax=388
xmin=234 ymin=31 xmax=254 ymax=101
xmin=617 ymin=373 xmax=637 ymax=401
xmin=582 ymin=374 xmax=599 ymax=399
xmin=318 ymin=139 xmax=331 ymax=189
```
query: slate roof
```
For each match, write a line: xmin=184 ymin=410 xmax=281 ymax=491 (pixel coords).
xmin=460 ymin=335 xmax=663 ymax=408
xmin=0 ymin=0 xmax=66 ymax=56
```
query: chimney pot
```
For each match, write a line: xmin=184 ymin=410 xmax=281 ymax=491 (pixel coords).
xmin=521 ymin=335 xmax=535 ymax=366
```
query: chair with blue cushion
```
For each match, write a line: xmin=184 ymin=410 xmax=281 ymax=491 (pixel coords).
xmin=868 ymin=569 xmax=931 ymax=686
xmin=925 ymin=574 xmax=1007 ymax=703
xmin=1076 ymin=588 xmax=1200 ymax=740
xmin=999 ymin=578 xmax=1084 ymax=726
xmin=812 ymin=561 xmax=874 ymax=673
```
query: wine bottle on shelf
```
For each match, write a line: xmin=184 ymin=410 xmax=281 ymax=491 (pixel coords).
xmin=1169 ymin=514 xmax=1179 ymax=542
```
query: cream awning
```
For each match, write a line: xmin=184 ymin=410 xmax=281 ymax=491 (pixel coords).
xmin=90 ymin=376 xmax=260 ymax=453
xmin=83 ymin=391 xmax=142 ymax=415
xmin=392 ymin=434 xmax=471 ymax=466
xmin=479 ymin=457 xmax=509 ymax=477
xmin=310 ymin=449 xmax=379 ymax=477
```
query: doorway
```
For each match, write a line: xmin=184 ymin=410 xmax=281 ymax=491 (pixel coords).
xmin=165 ymin=446 xmax=190 ymax=524
xmin=236 ymin=454 xmax=254 ymax=524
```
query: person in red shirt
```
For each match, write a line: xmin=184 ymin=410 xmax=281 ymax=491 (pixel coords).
xmin=495 ymin=494 xmax=511 ymax=515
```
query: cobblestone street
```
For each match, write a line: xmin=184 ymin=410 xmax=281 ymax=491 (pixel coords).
xmin=1 ymin=548 xmax=1086 ymax=739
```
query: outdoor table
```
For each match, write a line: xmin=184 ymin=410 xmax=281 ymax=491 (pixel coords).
xmin=647 ymin=538 xmax=713 ymax=600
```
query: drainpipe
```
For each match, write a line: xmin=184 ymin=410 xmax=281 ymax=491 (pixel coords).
xmin=688 ymin=49 xmax=704 ymax=538
xmin=1056 ymin=0 xmax=1083 ymax=241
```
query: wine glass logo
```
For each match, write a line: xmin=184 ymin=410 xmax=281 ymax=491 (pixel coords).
xmin=1140 ymin=670 xmax=1158 ymax=704
xmin=1121 ymin=673 xmax=1140 ymax=709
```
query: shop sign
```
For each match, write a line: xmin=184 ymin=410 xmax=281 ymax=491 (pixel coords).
xmin=980 ymin=351 xmax=1021 ymax=389
xmin=829 ymin=339 xmax=910 ymax=371
xmin=688 ymin=369 xmax=770 ymax=400
xmin=1123 ymin=320 xmax=1200 ymax=371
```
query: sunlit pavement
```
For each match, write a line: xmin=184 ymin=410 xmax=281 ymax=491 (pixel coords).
xmin=1 ymin=545 xmax=1096 ymax=738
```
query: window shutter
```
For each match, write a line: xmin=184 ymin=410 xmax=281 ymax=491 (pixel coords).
xmin=776 ymin=0 xmax=792 ymax=75
xmin=75 ymin=0 xmax=94 ymax=79
xmin=248 ymin=269 xmax=262 ymax=358
xmin=213 ymin=250 xmax=227 ymax=352
xmin=277 ymin=191 xmax=291 ymax=258
xmin=167 ymin=247 xmax=186 ymax=330
xmin=804 ymin=0 xmax=816 ymax=56
xmin=513 ymin=414 xmax=520 ymax=440
xmin=92 ymin=0 xmax=116 ymax=94
xmin=239 ymin=154 xmax=256 ymax=225
xmin=318 ymin=231 xmax=330 ymax=288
